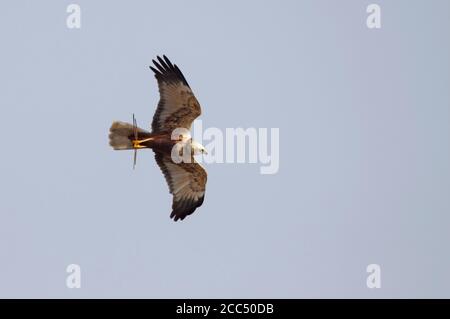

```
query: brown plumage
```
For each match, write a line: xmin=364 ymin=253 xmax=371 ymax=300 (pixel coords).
xmin=109 ymin=55 xmax=207 ymax=221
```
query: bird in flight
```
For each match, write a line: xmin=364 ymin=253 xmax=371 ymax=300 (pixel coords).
xmin=109 ymin=55 xmax=207 ymax=221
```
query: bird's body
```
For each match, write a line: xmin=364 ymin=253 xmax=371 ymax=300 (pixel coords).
xmin=109 ymin=125 xmax=178 ymax=153
xmin=109 ymin=55 xmax=207 ymax=221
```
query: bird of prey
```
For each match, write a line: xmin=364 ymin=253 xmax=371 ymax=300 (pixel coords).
xmin=109 ymin=55 xmax=207 ymax=221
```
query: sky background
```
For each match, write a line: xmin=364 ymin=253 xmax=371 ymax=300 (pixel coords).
xmin=0 ymin=0 xmax=449 ymax=298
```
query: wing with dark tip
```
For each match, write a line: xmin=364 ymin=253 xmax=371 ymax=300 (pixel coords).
xmin=154 ymin=151 xmax=207 ymax=221
xmin=150 ymin=55 xmax=201 ymax=133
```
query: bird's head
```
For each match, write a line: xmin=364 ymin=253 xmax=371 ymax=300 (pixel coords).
xmin=190 ymin=140 xmax=208 ymax=155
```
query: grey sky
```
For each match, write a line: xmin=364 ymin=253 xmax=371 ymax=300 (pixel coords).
xmin=0 ymin=0 xmax=449 ymax=298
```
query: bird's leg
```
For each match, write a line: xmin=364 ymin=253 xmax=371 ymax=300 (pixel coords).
xmin=132 ymin=140 xmax=146 ymax=149
xmin=131 ymin=113 xmax=154 ymax=149
xmin=131 ymin=114 xmax=152 ymax=149
xmin=132 ymin=137 xmax=154 ymax=149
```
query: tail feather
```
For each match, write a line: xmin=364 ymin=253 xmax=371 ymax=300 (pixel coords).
xmin=109 ymin=121 xmax=149 ymax=150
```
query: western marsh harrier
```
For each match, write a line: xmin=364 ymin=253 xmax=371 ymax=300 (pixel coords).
xmin=109 ymin=56 xmax=207 ymax=221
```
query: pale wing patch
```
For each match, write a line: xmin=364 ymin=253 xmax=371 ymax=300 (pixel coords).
xmin=154 ymin=83 xmax=201 ymax=132
xmin=154 ymin=152 xmax=207 ymax=221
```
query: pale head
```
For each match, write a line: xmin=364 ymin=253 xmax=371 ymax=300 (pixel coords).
xmin=190 ymin=140 xmax=207 ymax=155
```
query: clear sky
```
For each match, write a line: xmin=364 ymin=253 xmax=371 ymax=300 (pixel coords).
xmin=0 ymin=0 xmax=449 ymax=298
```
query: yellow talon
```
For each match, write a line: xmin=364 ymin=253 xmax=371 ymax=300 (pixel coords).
xmin=132 ymin=140 xmax=146 ymax=149
xmin=132 ymin=137 xmax=154 ymax=149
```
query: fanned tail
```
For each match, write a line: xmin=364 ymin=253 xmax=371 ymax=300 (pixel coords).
xmin=109 ymin=115 xmax=151 ymax=150
xmin=109 ymin=121 xmax=136 ymax=150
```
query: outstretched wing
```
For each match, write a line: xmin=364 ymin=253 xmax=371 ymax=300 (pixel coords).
xmin=154 ymin=152 xmax=207 ymax=221
xmin=150 ymin=55 xmax=201 ymax=133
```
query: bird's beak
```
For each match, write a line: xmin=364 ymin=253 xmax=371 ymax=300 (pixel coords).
xmin=203 ymin=150 xmax=208 ymax=155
